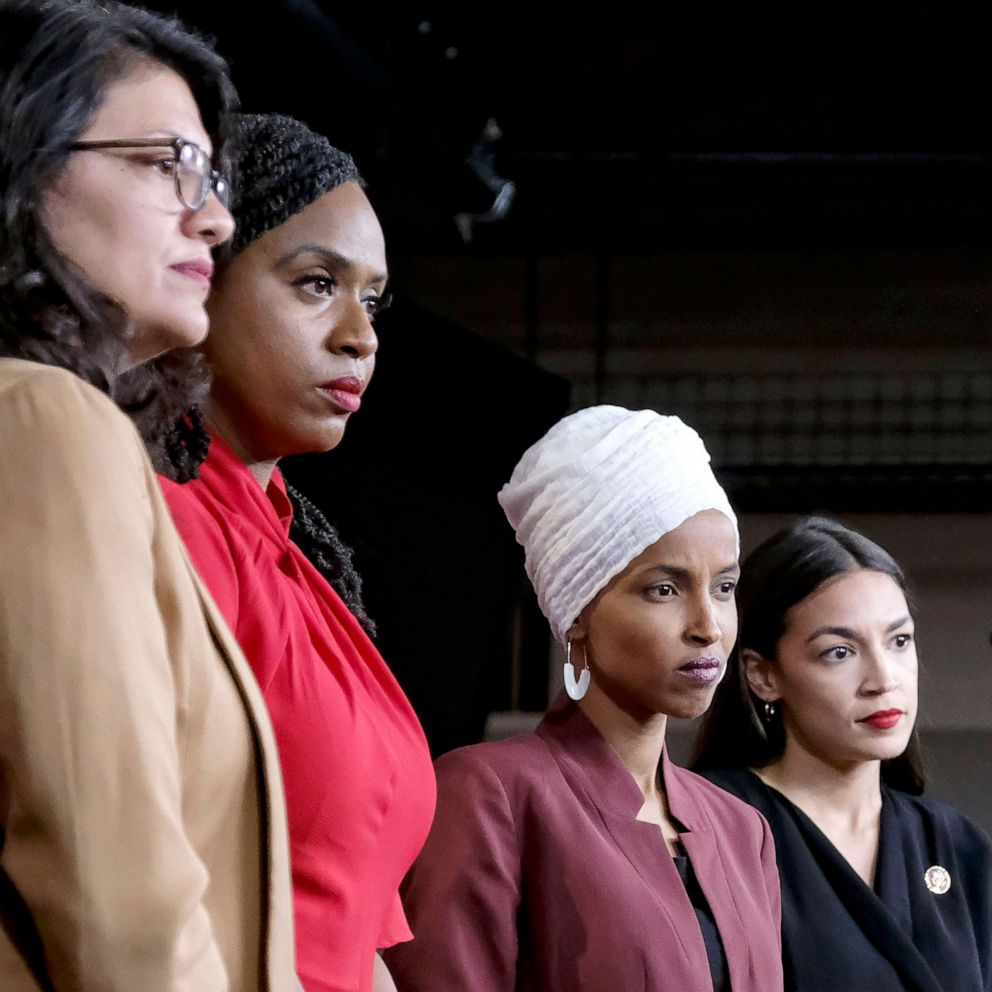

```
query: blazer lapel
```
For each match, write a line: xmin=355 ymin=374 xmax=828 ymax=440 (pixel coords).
xmin=775 ymin=785 xmax=945 ymax=992
xmin=179 ymin=544 xmax=293 ymax=987
xmin=665 ymin=753 xmax=755 ymax=992
xmin=597 ymin=808 xmax=709 ymax=968
xmin=537 ymin=698 xmax=713 ymax=986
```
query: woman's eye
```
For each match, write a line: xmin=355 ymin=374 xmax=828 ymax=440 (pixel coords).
xmin=295 ymin=275 xmax=334 ymax=298
xmin=151 ymin=157 xmax=176 ymax=177
xmin=364 ymin=288 xmax=393 ymax=321
xmin=821 ymin=645 xmax=851 ymax=662
xmin=647 ymin=583 xmax=676 ymax=600
xmin=892 ymin=633 xmax=914 ymax=650
xmin=716 ymin=580 xmax=737 ymax=597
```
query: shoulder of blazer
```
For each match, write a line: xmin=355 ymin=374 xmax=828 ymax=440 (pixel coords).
xmin=0 ymin=359 xmax=143 ymax=452
xmin=886 ymin=787 xmax=992 ymax=856
xmin=435 ymin=733 xmax=558 ymax=797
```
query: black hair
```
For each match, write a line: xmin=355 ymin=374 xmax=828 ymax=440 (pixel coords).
xmin=224 ymin=112 xmax=364 ymax=255
xmin=286 ymin=484 xmax=376 ymax=637
xmin=0 ymin=0 xmax=236 ymax=476
xmin=692 ymin=515 xmax=925 ymax=794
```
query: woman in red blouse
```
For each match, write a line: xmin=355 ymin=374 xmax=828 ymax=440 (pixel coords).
xmin=159 ymin=112 xmax=435 ymax=992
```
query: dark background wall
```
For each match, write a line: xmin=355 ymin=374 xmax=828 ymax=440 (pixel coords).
xmin=138 ymin=6 xmax=991 ymax=807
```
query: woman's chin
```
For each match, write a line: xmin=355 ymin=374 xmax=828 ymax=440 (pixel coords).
xmin=285 ymin=421 xmax=349 ymax=459
xmin=129 ymin=312 xmax=209 ymax=366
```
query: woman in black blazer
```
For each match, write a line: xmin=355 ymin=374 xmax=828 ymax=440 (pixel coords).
xmin=694 ymin=515 xmax=992 ymax=992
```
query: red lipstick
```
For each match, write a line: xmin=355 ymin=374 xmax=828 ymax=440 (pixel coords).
xmin=319 ymin=376 xmax=363 ymax=413
xmin=859 ymin=709 xmax=903 ymax=730
xmin=171 ymin=258 xmax=213 ymax=289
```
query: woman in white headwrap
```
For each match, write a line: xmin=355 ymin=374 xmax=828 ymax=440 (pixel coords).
xmin=385 ymin=406 xmax=783 ymax=992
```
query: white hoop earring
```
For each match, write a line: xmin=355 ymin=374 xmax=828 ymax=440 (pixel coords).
xmin=564 ymin=638 xmax=591 ymax=701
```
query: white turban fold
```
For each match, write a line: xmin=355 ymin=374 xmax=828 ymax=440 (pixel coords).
xmin=497 ymin=406 xmax=739 ymax=644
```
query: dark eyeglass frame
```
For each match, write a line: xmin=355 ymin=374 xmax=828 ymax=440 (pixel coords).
xmin=66 ymin=137 xmax=230 ymax=211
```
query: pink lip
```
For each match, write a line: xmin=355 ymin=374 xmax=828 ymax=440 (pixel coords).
xmin=318 ymin=376 xmax=364 ymax=414
xmin=171 ymin=258 xmax=213 ymax=289
xmin=677 ymin=657 xmax=722 ymax=685
xmin=859 ymin=708 xmax=904 ymax=730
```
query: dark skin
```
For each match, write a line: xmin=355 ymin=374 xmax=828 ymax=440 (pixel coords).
xmin=203 ymin=180 xmax=396 ymax=990
xmin=204 ymin=181 xmax=388 ymax=489
xmin=568 ymin=510 xmax=740 ymax=854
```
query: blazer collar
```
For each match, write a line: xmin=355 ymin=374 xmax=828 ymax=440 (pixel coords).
xmin=535 ymin=691 xmax=709 ymax=834
xmin=536 ymin=692 xmax=644 ymax=817
xmin=537 ymin=697 xmax=782 ymax=992
xmin=537 ymin=693 xmax=730 ymax=983
xmin=197 ymin=433 xmax=295 ymax=549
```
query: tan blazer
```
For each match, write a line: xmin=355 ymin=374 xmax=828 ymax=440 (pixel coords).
xmin=0 ymin=359 xmax=295 ymax=991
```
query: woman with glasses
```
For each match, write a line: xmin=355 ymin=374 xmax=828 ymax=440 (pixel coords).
xmin=693 ymin=517 xmax=992 ymax=992
xmin=0 ymin=2 xmax=294 ymax=990
xmin=160 ymin=113 xmax=434 ymax=992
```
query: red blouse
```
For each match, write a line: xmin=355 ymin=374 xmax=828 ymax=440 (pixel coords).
xmin=161 ymin=437 xmax=436 ymax=992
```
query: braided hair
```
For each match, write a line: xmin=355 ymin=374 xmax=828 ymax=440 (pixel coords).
xmin=162 ymin=112 xmax=376 ymax=634
xmin=285 ymin=483 xmax=376 ymax=637
xmin=225 ymin=113 xmax=364 ymax=255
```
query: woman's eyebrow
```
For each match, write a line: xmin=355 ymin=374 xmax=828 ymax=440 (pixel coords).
xmin=275 ymin=244 xmax=388 ymax=285
xmin=642 ymin=564 xmax=691 ymax=581
xmin=806 ymin=625 xmax=858 ymax=643
xmin=642 ymin=562 xmax=739 ymax=578
xmin=806 ymin=615 xmax=912 ymax=644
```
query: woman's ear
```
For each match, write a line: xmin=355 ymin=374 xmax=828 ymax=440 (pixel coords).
xmin=742 ymin=648 xmax=779 ymax=702
xmin=567 ymin=601 xmax=593 ymax=644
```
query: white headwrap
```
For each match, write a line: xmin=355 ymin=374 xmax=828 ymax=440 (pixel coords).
xmin=497 ymin=406 xmax=738 ymax=644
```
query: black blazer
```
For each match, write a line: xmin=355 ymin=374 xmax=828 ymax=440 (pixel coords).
xmin=705 ymin=769 xmax=992 ymax=992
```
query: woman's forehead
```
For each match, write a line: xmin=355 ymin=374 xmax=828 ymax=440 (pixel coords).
xmin=82 ymin=61 xmax=211 ymax=154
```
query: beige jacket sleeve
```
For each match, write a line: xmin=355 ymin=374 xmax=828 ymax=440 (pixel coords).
xmin=0 ymin=367 xmax=228 ymax=991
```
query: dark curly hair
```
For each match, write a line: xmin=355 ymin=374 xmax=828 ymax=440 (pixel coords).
xmin=0 ymin=0 xmax=236 ymax=476
xmin=692 ymin=515 xmax=925 ymax=794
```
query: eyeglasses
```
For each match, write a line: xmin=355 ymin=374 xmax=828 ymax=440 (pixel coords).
xmin=67 ymin=137 xmax=230 ymax=211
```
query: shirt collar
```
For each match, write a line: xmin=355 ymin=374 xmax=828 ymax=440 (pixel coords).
xmin=198 ymin=432 xmax=294 ymax=545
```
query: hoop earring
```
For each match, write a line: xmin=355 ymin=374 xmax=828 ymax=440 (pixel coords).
xmin=564 ymin=638 xmax=591 ymax=701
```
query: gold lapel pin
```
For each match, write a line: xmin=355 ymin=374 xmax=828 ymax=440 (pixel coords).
xmin=924 ymin=865 xmax=951 ymax=895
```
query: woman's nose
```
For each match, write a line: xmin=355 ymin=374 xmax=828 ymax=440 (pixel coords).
xmin=185 ymin=190 xmax=236 ymax=248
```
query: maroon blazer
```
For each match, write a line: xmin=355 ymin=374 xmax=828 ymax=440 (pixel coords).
xmin=386 ymin=695 xmax=783 ymax=991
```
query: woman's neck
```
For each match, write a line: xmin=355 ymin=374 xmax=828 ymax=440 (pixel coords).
xmin=579 ymin=687 xmax=684 ymax=854
xmin=206 ymin=414 xmax=279 ymax=491
xmin=579 ymin=687 xmax=668 ymax=801
xmin=756 ymin=742 xmax=882 ymax=832
xmin=757 ymin=743 xmax=884 ymax=885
